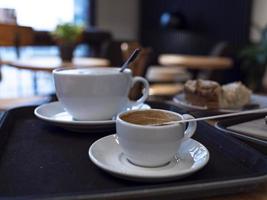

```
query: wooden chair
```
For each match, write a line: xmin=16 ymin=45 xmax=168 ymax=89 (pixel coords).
xmin=0 ymin=24 xmax=17 ymax=81
xmin=0 ymin=24 xmax=34 ymax=76
xmin=15 ymin=26 xmax=34 ymax=58
xmin=0 ymin=26 xmax=50 ymax=107
xmin=120 ymin=42 xmax=152 ymax=100
xmin=0 ymin=23 xmax=34 ymax=57
xmin=121 ymin=42 xmax=185 ymax=100
xmin=0 ymin=24 xmax=16 ymax=46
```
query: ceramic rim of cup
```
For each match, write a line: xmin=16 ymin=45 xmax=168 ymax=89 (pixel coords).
xmin=52 ymin=67 xmax=131 ymax=76
xmin=117 ymin=108 xmax=184 ymax=129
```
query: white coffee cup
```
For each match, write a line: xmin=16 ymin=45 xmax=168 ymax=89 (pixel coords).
xmin=116 ymin=109 xmax=197 ymax=167
xmin=53 ymin=67 xmax=149 ymax=121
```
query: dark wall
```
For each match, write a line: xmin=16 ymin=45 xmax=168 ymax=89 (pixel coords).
xmin=140 ymin=0 xmax=252 ymax=56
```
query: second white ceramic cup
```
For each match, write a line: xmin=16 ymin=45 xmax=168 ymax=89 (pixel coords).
xmin=53 ymin=67 xmax=149 ymax=121
xmin=116 ymin=109 xmax=197 ymax=167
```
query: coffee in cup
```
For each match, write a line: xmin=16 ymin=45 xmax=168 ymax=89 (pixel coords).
xmin=53 ymin=67 xmax=149 ymax=121
xmin=116 ymin=109 xmax=197 ymax=167
xmin=120 ymin=109 xmax=179 ymax=125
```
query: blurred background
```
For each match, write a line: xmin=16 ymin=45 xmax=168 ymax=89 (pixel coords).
xmin=0 ymin=0 xmax=267 ymax=108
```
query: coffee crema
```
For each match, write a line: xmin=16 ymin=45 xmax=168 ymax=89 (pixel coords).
xmin=120 ymin=110 xmax=179 ymax=125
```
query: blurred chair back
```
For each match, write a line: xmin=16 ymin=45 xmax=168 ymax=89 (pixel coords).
xmin=121 ymin=42 xmax=152 ymax=77
xmin=0 ymin=24 xmax=34 ymax=46
xmin=17 ymin=26 xmax=34 ymax=46
xmin=0 ymin=24 xmax=34 ymax=58
xmin=0 ymin=24 xmax=16 ymax=46
xmin=120 ymin=42 xmax=152 ymax=99
xmin=0 ymin=24 xmax=17 ymax=81
xmin=15 ymin=26 xmax=34 ymax=58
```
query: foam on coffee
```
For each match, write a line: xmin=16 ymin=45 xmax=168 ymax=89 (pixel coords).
xmin=120 ymin=110 xmax=179 ymax=125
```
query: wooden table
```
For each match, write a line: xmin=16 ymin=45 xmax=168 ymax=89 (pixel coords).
xmin=7 ymin=56 xmax=110 ymax=72
xmin=159 ymin=54 xmax=233 ymax=70
xmin=5 ymin=56 xmax=110 ymax=94
xmin=0 ymin=60 xmax=12 ymax=65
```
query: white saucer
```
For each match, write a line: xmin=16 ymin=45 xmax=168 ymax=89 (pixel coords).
xmin=174 ymin=93 xmax=260 ymax=114
xmin=89 ymin=134 xmax=209 ymax=182
xmin=34 ymin=101 xmax=151 ymax=132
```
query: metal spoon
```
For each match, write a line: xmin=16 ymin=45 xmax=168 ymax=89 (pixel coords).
xmin=149 ymin=108 xmax=267 ymax=126
xmin=119 ymin=48 xmax=141 ymax=72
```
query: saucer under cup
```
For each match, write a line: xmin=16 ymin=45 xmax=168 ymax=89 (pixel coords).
xmin=89 ymin=134 xmax=209 ymax=181
xmin=34 ymin=101 xmax=151 ymax=133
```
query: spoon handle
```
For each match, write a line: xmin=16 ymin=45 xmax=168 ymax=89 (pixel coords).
xmin=154 ymin=108 xmax=267 ymax=126
xmin=120 ymin=48 xmax=141 ymax=72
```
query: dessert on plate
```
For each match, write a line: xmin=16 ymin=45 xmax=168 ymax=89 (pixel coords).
xmin=184 ymin=79 xmax=252 ymax=109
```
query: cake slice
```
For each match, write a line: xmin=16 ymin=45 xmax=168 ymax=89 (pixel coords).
xmin=184 ymin=80 xmax=251 ymax=109
xmin=184 ymin=79 xmax=221 ymax=108
xmin=220 ymin=82 xmax=252 ymax=109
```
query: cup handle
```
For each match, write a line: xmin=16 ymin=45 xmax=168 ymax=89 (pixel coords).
xmin=182 ymin=114 xmax=197 ymax=138
xmin=128 ymin=76 xmax=149 ymax=107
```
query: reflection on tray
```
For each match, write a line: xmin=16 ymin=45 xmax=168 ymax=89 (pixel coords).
xmin=215 ymin=111 xmax=267 ymax=154
xmin=228 ymin=118 xmax=267 ymax=140
xmin=173 ymin=93 xmax=260 ymax=114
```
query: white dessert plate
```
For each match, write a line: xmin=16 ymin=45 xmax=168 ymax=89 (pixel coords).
xmin=173 ymin=93 xmax=262 ymax=114
xmin=89 ymin=134 xmax=209 ymax=182
xmin=34 ymin=101 xmax=151 ymax=132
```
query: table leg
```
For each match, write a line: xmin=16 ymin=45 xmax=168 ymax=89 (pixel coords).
xmin=33 ymin=72 xmax=38 ymax=95
xmin=16 ymin=70 xmax=23 ymax=96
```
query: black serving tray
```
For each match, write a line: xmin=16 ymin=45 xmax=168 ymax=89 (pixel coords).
xmin=215 ymin=112 xmax=267 ymax=154
xmin=0 ymin=101 xmax=267 ymax=200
